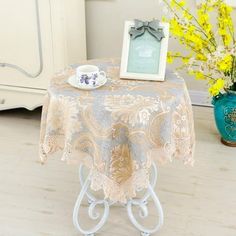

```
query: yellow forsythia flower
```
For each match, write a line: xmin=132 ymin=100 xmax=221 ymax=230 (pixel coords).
xmin=217 ymin=54 xmax=233 ymax=72
xmin=179 ymin=0 xmax=185 ymax=7
xmin=196 ymin=53 xmax=207 ymax=61
xmin=217 ymin=2 xmax=233 ymax=46
xmin=167 ymin=52 xmax=174 ymax=64
xmin=195 ymin=71 xmax=205 ymax=80
xmin=189 ymin=71 xmax=205 ymax=80
xmin=182 ymin=57 xmax=189 ymax=64
xmin=169 ymin=18 xmax=183 ymax=37
xmin=197 ymin=3 xmax=213 ymax=39
xmin=208 ymin=79 xmax=225 ymax=96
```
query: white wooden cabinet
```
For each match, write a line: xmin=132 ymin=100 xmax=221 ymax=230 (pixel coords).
xmin=0 ymin=0 xmax=86 ymax=110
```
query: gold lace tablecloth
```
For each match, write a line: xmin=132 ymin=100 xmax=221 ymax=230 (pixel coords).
xmin=39 ymin=58 xmax=195 ymax=203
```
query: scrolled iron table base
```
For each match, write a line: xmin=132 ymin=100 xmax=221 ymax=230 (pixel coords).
xmin=73 ymin=163 xmax=163 ymax=236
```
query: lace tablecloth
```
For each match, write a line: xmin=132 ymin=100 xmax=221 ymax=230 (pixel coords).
xmin=39 ymin=58 xmax=195 ymax=202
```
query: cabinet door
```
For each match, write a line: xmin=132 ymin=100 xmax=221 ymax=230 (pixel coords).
xmin=0 ymin=0 xmax=53 ymax=89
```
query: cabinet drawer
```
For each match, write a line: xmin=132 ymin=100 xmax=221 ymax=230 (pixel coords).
xmin=0 ymin=86 xmax=46 ymax=111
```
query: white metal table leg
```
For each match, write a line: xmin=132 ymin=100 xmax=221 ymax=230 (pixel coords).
xmin=73 ymin=171 xmax=110 ymax=236
xmin=126 ymin=163 xmax=164 ymax=236
xmin=73 ymin=163 xmax=163 ymax=236
xmin=139 ymin=163 xmax=158 ymax=205
xmin=79 ymin=165 xmax=97 ymax=204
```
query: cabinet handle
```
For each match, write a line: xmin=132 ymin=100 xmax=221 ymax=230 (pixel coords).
xmin=0 ymin=99 xmax=5 ymax=104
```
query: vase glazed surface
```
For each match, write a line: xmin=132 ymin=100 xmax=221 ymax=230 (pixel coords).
xmin=213 ymin=90 xmax=236 ymax=147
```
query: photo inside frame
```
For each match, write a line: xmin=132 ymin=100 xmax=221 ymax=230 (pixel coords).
xmin=127 ymin=30 xmax=161 ymax=74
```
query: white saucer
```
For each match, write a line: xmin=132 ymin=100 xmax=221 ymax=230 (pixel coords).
xmin=67 ymin=74 xmax=107 ymax=90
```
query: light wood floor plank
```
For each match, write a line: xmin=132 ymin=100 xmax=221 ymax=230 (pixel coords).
xmin=0 ymin=106 xmax=235 ymax=236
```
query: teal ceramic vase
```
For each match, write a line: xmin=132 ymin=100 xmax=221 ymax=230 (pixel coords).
xmin=212 ymin=90 xmax=236 ymax=146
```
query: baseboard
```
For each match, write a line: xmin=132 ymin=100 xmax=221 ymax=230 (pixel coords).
xmin=189 ymin=90 xmax=212 ymax=107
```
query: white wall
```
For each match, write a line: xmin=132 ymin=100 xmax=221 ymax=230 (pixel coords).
xmin=85 ymin=0 xmax=209 ymax=92
xmin=86 ymin=0 xmax=180 ymax=58
xmin=85 ymin=0 xmax=236 ymax=94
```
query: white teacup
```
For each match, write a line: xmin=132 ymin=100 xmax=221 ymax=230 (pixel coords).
xmin=76 ymin=65 xmax=106 ymax=87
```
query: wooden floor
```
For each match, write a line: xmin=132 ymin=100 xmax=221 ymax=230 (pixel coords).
xmin=0 ymin=106 xmax=235 ymax=236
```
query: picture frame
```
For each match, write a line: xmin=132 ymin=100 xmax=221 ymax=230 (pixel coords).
xmin=120 ymin=20 xmax=169 ymax=81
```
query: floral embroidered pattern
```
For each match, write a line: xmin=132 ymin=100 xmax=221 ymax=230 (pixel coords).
xmin=110 ymin=144 xmax=134 ymax=184
xmin=104 ymin=95 xmax=161 ymax=126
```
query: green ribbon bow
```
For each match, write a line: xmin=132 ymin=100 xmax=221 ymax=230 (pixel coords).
xmin=129 ymin=19 xmax=165 ymax=41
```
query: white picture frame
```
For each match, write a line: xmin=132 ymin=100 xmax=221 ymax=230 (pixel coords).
xmin=120 ymin=20 xmax=169 ymax=81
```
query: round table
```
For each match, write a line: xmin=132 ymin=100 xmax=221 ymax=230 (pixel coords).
xmin=39 ymin=58 xmax=195 ymax=236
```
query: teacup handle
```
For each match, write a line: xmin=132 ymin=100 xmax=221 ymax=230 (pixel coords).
xmin=99 ymin=71 xmax=106 ymax=78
